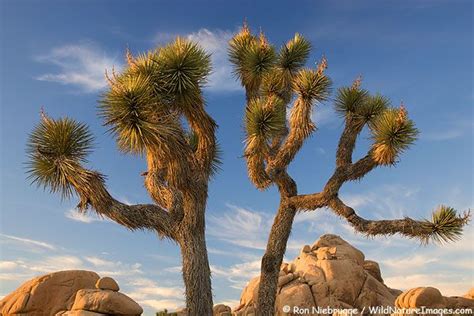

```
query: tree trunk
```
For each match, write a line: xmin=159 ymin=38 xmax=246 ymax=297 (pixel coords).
xmin=178 ymin=201 xmax=213 ymax=315
xmin=257 ymin=202 xmax=297 ymax=315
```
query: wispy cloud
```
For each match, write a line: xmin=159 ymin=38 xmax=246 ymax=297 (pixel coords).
xmin=187 ymin=29 xmax=240 ymax=92
xmin=208 ymin=204 xmax=269 ymax=250
xmin=65 ymin=209 xmax=105 ymax=223
xmin=422 ymin=118 xmax=473 ymax=141
xmin=0 ymin=233 xmax=56 ymax=251
xmin=211 ymin=259 xmax=261 ymax=290
xmin=35 ymin=41 xmax=123 ymax=93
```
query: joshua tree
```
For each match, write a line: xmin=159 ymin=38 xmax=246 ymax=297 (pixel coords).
xmin=27 ymin=38 xmax=219 ymax=315
xmin=228 ymin=24 xmax=470 ymax=315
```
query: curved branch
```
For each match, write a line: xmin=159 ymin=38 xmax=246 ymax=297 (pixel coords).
xmin=328 ymin=197 xmax=470 ymax=243
xmin=70 ymin=167 xmax=177 ymax=239
xmin=183 ymin=99 xmax=217 ymax=178
xmin=336 ymin=116 xmax=364 ymax=167
xmin=268 ymin=97 xmax=314 ymax=174
xmin=345 ymin=154 xmax=378 ymax=181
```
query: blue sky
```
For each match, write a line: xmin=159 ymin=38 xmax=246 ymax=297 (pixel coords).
xmin=0 ymin=0 xmax=472 ymax=314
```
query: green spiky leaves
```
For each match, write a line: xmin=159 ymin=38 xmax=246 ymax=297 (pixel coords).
xmin=27 ymin=116 xmax=93 ymax=198
xmin=422 ymin=205 xmax=471 ymax=244
xmin=370 ymin=107 xmax=419 ymax=165
xmin=100 ymin=74 xmax=182 ymax=155
xmin=245 ymin=97 xmax=286 ymax=141
xmin=278 ymin=33 xmax=311 ymax=73
xmin=334 ymin=86 xmax=370 ymax=117
xmin=293 ymin=69 xmax=332 ymax=102
xmin=156 ymin=37 xmax=211 ymax=96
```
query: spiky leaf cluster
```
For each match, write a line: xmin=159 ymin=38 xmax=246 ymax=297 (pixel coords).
xmin=100 ymin=74 xmax=181 ymax=155
xmin=26 ymin=117 xmax=93 ymax=198
xmin=293 ymin=69 xmax=332 ymax=102
xmin=334 ymin=86 xmax=370 ymax=117
xmin=245 ymin=97 xmax=286 ymax=140
xmin=370 ymin=107 xmax=419 ymax=165
xmin=278 ymin=33 xmax=311 ymax=73
xmin=228 ymin=25 xmax=258 ymax=81
xmin=357 ymin=94 xmax=390 ymax=127
xmin=155 ymin=37 xmax=211 ymax=97
xmin=422 ymin=205 xmax=471 ymax=244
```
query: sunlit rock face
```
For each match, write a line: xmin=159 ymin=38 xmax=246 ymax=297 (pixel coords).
xmin=235 ymin=234 xmax=402 ymax=316
xmin=235 ymin=234 xmax=474 ymax=316
xmin=0 ymin=271 xmax=143 ymax=316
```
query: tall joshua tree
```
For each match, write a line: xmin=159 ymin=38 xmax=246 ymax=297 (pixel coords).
xmin=26 ymin=38 xmax=219 ymax=315
xmin=228 ymin=24 xmax=470 ymax=315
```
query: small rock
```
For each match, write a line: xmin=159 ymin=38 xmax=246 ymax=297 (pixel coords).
xmin=302 ymin=245 xmax=311 ymax=253
xmin=71 ymin=289 xmax=142 ymax=315
xmin=95 ymin=277 xmax=119 ymax=292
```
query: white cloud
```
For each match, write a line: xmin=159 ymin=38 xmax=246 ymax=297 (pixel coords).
xmin=65 ymin=209 xmax=105 ymax=223
xmin=212 ymin=259 xmax=262 ymax=290
xmin=35 ymin=41 xmax=123 ymax=93
xmin=0 ymin=233 xmax=56 ymax=251
xmin=208 ymin=204 xmax=268 ymax=250
xmin=187 ymin=28 xmax=240 ymax=92
xmin=312 ymin=104 xmax=339 ymax=127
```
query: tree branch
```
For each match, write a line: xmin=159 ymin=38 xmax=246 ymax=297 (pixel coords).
xmin=327 ymin=197 xmax=470 ymax=242
xmin=184 ymin=100 xmax=217 ymax=178
xmin=71 ymin=167 xmax=177 ymax=239
xmin=268 ymin=97 xmax=314 ymax=175
xmin=335 ymin=116 xmax=364 ymax=167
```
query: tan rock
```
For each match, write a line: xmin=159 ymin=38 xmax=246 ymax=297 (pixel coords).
xmin=363 ymin=260 xmax=383 ymax=283
xmin=95 ymin=276 xmax=119 ymax=291
xmin=71 ymin=289 xmax=143 ymax=315
xmin=310 ymin=282 xmax=328 ymax=304
xmin=464 ymin=288 xmax=474 ymax=300
xmin=354 ymin=274 xmax=396 ymax=308
xmin=278 ymin=273 xmax=294 ymax=287
xmin=312 ymin=234 xmax=365 ymax=265
xmin=0 ymin=270 xmax=99 ymax=315
xmin=213 ymin=303 xmax=231 ymax=315
xmin=317 ymin=258 xmax=366 ymax=305
xmin=59 ymin=311 xmax=106 ymax=316
xmin=275 ymin=281 xmax=315 ymax=316
xmin=240 ymin=276 xmax=260 ymax=306
xmin=302 ymin=245 xmax=311 ymax=253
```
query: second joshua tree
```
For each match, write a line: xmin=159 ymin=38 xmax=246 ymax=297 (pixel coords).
xmin=228 ymin=24 xmax=470 ymax=315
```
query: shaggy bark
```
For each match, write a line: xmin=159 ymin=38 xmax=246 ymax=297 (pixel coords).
xmin=257 ymin=203 xmax=297 ymax=315
xmin=178 ymin=201 xmax=214 ymax=316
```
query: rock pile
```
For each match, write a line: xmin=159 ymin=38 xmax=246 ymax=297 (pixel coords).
xmin=234 ymin=234 xmax=402 ymax=316
xmin=0 ymin=270 xmax=143 ymax=316
xmin=394 ymin=287 xmax=474 ymax=314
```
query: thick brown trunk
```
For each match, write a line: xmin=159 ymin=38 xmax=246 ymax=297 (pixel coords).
xmin=257 ymin=202 xmax=297 ymax=316
xmin=178 ymin=200 xmax=213 ymax=316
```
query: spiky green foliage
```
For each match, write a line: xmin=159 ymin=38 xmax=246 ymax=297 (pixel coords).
xmin=156 ymin=37 xmax=211 ymax=96
xmin=239 ymin=35 xmax=276 ymax=93
xmin=422 ymin=206 xmax=471 ymax=244
xmin=245 ymin=97 xmax=286 ymax=140
xmin=334 ymin=86 xmax=370 ymax=117
xmin=261 ymin=68 xmax=289 ymax=100
xmin=293 ymin=69 xmax=332 ymax=102
xmin=356 ymin=94 xmax=390 ymax=127
xmin=278 ymin=33 xmax=311 ymax=73
xmin=186 ymin=131 xmax=222 ymax=176
xmin=370 ymin=107 xmax=419 ymax=165
xmin=100 ymin=74 xmax=181 ymax=155
xmin=26 ymin=117 xmax=93 ymax=198
xmin=228 ymin=25 xmax=258 ymax=81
